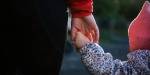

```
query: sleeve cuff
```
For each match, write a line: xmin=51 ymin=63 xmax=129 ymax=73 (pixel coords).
xmin=79 ymin=43 xmax=104 ymax=55
xmin=68 ymin=0 xmax=93 ymax=18
xmin=71 ymin=12 xmax=92 ymax=18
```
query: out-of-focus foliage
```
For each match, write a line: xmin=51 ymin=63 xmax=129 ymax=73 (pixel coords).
xmin=94 ymin=0 xmax=146 ymax=21
xmin=93 ymin=0 xmax=148 ymax=42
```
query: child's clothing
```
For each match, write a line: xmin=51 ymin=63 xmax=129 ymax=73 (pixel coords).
xmin=79 ymin=43 xmax=150 ymax=75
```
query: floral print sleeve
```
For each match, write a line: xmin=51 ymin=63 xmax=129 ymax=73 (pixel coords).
xmin=79 ymin=43 xmax=150 ymax=75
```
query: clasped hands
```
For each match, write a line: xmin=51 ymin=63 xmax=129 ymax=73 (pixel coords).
xmin=71 ymin=14 xmax=99 ymax=49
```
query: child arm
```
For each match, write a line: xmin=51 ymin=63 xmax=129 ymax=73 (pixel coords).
xmin=79 ymin=43 xmax=150 ymax=75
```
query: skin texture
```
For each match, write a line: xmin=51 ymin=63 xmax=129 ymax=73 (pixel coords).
xmin=65 ymin=0 xmax=99 ymax=49
xmin=71 ymin=14 xmax=99 ymax=48
xmin=75 ymin=32 xmax=90 ymax=49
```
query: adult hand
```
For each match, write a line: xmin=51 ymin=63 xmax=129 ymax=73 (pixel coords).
xmin=71 ymin=14 xmax=99 ymax=48
xmin=75 ymin=32 xmax=90 ymax=49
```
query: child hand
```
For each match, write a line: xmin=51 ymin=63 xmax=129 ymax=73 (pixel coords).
xmin=75 ymin=32 xmax=91 ymax=49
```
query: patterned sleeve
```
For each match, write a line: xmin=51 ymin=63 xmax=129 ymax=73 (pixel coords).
xmin=79 ymin=43 xmax=115 ymax=75
xmin=79 ymin=43 xmax=150 ymax=75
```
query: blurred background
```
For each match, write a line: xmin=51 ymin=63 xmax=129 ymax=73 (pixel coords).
xmin=60 ymin=0 xmax=149 ymax=75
